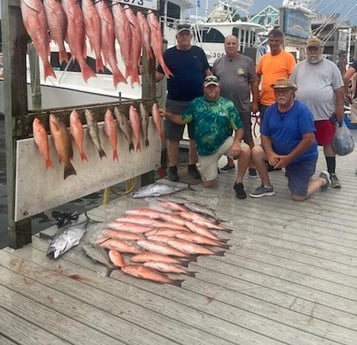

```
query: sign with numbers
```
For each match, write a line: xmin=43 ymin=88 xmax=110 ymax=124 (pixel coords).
xmin=117 ymin=0 xmax=158 ymax=11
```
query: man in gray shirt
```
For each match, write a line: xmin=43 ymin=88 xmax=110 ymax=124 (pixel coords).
xmin=213 ymin=35 xmax=259 ymax=178
xmin=291 ymin=37 xmax=345 ymax=188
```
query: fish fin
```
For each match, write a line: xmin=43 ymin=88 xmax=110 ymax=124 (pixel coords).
xmin=136 ymin=142 xmax=141 ymax=152
xmin=44 ymin=64 xmax=56 ymax=80
xmin=113 ymin=70 xmax=127 ymax=87
xmin=185 ymin=271 xmax=196 ymax=277
xmin=129 ymin=143 xmax=134 ymax=151
xmin=145 ymin=139 xmax=149 ymax=147
xmin=59 ymin=50 xmax=68 ymax=65
xmin=80 ymin=151 xmax=89 ymax=162
xmin=96 ymin=57 xmax=105 ymax=73
xmin=98 ymin=149 xmax=107 ymax=159
xmin=217 ymin=239 xmax=230 ymax=244
xmin=171 ymin=279 xmax=184 ymax=287
xmin=46 ymin=158 xmax=54 ymax=169
xmin=80 ymin=62 xmax=96 ymax=83
xmin=213 ymin=250 xmax=225 ymax=257
xmin=64 ymin=162 xmax=77 ymax=180
xmin=222 ymin=228 xmax=233 ymax=233
xmin=113 ymin=150 xmax=119 ymax=161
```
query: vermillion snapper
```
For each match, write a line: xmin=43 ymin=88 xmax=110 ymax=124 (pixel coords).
xmin=129 ymin=105 xmax=142 ymax=152
xmin=147 ymin=11 xmax=173 ymax=78
xmin=112 ymin=2 xmax=132 ymax=80
xmin=49 ymin=114 xmax=76 ymax=179
xmin=69 ymin=110 xmax=88 ymax=162
xmin=95 ymin=0 xmax=126 ymax=87
xmin=33 ymin=117 xmax=54 ymax=170
xmin=20 ymin=0 xmax=56 ymax=80
xmin=62 ymin=0 xmax=96 ymax=82
xmin=82 ymin=0 xmax=104 ymax=72
xmin=43 ymin=0 xmax=68 ymax=65
xmin=139 ymin=103 xmax=150 ymax=147
xmin=104 ymin=108 xmax=119 ymax=161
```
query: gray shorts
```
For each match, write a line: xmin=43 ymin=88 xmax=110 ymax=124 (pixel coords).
xmin=164 ymin=99 xmax=195 ymax=141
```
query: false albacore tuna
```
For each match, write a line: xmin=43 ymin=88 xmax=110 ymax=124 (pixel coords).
xmin=47 ymin=222 xmax=87 ymax=259
xmin=132 ymin=182 xmax=193 ymax=198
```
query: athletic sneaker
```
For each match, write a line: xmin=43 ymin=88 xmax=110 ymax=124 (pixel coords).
xmin=319 ymin=171 xmax=331 ymax=190
xmin=233 ymin=182 xmax=247 ymax=199
xmin=220 ymin=163 xmax=235 ymax=173
xmin=168 ymin=166 xmax=179 ymax=182
xmin=249 ymin=185 xmax=275 ymax=198
xmin=248 ymin=168 xmax=258 ymax=179
xmin=330 ymin=174 xmax=341 ymax=188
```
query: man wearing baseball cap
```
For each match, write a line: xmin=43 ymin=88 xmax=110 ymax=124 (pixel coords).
xmin=160 ymin=75 xmax=251 ymax=199
xmin=156 ymin=23 xmax=211 ymax=182
xmin=291 ymin=36 xmax=345 ymax=188
xmin=249 ymin=78 xmax=331 ymax=200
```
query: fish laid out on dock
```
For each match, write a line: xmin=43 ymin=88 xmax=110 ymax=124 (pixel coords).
xmin=79 ymin=199 xmax=232 ymax=287
xmin=132 ymin=182 xmax=193 ymax=198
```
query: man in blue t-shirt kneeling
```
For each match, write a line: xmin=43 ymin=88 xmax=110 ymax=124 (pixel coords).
xmin=249 ymin=79 xmax=331 ymax=201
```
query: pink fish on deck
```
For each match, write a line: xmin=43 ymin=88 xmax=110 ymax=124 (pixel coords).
xmin=129 ymin=105 xmax=142 ymax=152
xmin=69 ymin=110 xmax=88 ymax=162
xmin=112 ymin=2 xmax=132 ymax=80
xmin=136 ymin=11 xmax=153 ymax=60
xmin=43 ymin=0 xmax=68 ymax=65
xmin=96 ymin=0 xmax=127 ymax=87
xmin=104 ymin=108 xmax=119 ymax=161
xmin=147 ymin=11 xmax=173 ymax=78
xmin=124 ymin=5 xmax=142 ymax=85
xmin=62 ymin=0 xmax=96 ymax=82
xmin=20 ymin=0 xmax=56 ymax=80
xmin=152 ymin=103 xmax=164 ymax=141
xmin=82 ymin=0 xmax=104 ymax=73
xmin=33 ymin=117 xmax=54 ymax=169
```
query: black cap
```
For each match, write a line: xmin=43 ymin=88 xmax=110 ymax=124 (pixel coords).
xmin=177 ymin=24 xmax=192 ymax=34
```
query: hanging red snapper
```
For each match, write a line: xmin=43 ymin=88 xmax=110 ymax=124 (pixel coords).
xmin=49 ymin=114 xmax=77 ymax=179
xmin=20 ymin=0 xmax=56 ymax=80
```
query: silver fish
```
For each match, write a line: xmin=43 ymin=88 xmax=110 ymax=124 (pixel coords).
xmin=47 ymin=223 xmax=87 ymax=259
xmin=139 ymin=102 xmax=149 ymax=147
xmin=85 ymin=109 xmax=106 ymax=159
xmin=114 ymin=106 xmax=134 ymax=151
xmin=132 ymin=182 xmax=193 ymax=198
xmin=82 ymin=244 xmax=116 ymax=276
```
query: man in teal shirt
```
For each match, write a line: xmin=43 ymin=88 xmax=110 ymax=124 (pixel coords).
xmin=160 ymin=75 xmax=251 ymax=199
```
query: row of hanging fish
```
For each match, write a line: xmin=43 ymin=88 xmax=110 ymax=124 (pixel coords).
xmin=20 ymin=0 xmax=172 ymax=86
xmin=83 ymin=198 xmax=232 ymax=287
xmin=32 ymin=102 xmax=164 ymax=179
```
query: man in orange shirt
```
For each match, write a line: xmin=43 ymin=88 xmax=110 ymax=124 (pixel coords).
xmin=256 ymin=29 xmax=296 ymax=171
xmin=257 ymin=29 xmax=296 ymax=124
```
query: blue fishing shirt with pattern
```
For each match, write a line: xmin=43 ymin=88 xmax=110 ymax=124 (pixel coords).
xmin=182 ymin=96 xmax=243 ymax=156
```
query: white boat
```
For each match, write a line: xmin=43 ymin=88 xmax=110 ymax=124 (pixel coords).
xmin=0 ymin=0 xmax=265 ymax=112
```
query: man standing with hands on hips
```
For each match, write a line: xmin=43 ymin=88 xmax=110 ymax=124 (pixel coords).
xmin=160 ymin=75 xmax=251 ymax=200
xmin=156 ymin=24 xmax=211 ymax=182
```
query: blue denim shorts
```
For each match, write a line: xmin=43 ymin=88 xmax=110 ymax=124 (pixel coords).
xmin=285 ymin=158 xmax=317 ymax=197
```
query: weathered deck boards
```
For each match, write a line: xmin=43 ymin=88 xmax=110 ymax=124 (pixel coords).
xmin=0 ymin=148 xmax=357 ymax=345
